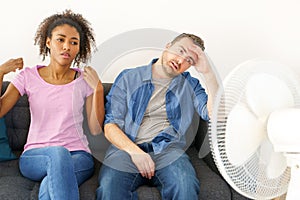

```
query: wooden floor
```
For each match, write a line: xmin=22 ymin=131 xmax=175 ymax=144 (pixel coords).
xmin=273 ymin=193 xmax=286 ymax=200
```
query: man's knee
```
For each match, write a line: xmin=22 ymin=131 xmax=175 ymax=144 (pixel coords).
xmin=97 ymin=165 xmax=140 ymax=200
xmin=161 ymin=174 xmax=199 ymax=199
xmin=157 ymin=154 xmax=200 ymax=198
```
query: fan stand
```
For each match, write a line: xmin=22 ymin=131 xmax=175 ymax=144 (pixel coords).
xmin=284 ymin=153 xmax=300 ymax=200
xmin=267 ymin=108 xmax=300 ymax=200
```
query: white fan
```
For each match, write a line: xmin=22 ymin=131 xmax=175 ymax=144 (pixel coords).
xmin=209 ymin=60 xmax=300 ymax=199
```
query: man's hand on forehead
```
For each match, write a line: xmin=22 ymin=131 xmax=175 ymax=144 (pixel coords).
xmin=191 ymin=46 xmax=211 ymax=74
xmin=187 ymin=44 xmax=205 ymax=65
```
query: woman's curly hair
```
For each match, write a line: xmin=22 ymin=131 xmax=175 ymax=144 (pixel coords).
xmin=34 ymin=9 xmax=96 ymax=66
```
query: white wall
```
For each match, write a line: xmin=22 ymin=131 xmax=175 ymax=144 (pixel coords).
xmin=1 ymin=0 xmax=300 ymax=81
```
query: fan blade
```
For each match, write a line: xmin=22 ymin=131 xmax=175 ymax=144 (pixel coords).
xmin=259 ymin=139 xmax=287 ymax=179
xmin=226 ymin=103 xmax=265 ymax=166
xmin=245 ymin=73 xmax=294 ymax=122
xmin=268 ymin=108 xmax=300 ymax=152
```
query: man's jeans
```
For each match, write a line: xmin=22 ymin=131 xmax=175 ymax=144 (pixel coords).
xmin=96 ymin=152 xmax=200 ymax=200
xmin=19 ymin=146 xmax=94 ymax=200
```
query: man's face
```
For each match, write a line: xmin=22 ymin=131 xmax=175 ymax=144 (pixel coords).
xmin=161 ymin=37 xmax=198 ymax=78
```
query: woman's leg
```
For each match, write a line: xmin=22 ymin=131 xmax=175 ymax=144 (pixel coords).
xmin=19 ymin=146 xmax=79 ymax=200
xmin=71 ymin=150 xmax=94 ymax=186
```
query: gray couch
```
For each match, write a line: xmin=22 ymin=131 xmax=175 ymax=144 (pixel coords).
xmin=0 ymin=81 xmax=249 ymax=200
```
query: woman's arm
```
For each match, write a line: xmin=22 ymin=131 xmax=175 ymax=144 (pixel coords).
xmin=0 ymin=58 xmax=23 ymax=117
xmin=84 ymin=66 xmax=105 ymax=135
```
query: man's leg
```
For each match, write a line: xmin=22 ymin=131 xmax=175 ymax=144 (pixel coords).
xmin=96 ymin=164 xmax=144 ymax=200
xmin=153 ymin=153 xmax=200 ymax=200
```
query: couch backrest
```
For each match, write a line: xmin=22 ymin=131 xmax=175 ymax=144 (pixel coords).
xmin=1 ymin=81 xmax=212 ymax=162
xmin=2 ymin=81 xmax=30 ymax=151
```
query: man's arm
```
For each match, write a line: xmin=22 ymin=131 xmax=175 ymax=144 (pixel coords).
xmin=104 ymin=123 xmax=155 ymax=179
xmin=191 ymin=46 xmax=219 ymax=118
xmin=104 ymin=69 xmax=155 ymax=178
xmin=202 ymin=67 xmax=219 ymax=118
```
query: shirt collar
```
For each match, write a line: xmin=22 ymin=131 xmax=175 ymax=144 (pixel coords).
xmin=142 ymin=58 xmax=159 ymax=82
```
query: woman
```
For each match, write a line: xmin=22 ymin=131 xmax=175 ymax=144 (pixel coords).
xmin=0 ymin=9 xmax=104 ymax=200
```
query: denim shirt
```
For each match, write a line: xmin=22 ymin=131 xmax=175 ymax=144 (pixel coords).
xmin=104 ymin=58 xmax=208 ymax=155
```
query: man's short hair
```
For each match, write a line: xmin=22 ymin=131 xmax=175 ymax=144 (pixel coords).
xmin=171 ymin=33 xmax=205 ymax=51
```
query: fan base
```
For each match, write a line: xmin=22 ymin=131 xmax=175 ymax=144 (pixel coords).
xmin=284 ymin=153 xmax=300 ymax=200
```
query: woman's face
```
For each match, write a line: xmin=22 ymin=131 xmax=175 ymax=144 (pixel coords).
xmin=46 ymin=24 xmax=80 ymax=67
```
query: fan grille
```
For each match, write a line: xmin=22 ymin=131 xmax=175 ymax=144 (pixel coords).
xmin=209 ymin=60 xmax=300 ymax=199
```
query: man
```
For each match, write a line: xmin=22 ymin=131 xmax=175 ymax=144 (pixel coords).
xmin=97 ymin=33 xmax=219 ymax=199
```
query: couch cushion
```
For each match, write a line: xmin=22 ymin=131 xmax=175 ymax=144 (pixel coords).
xmin=188 ymin=147 xmax=231 ymax=200
xmin=0 ymin=176 xmax=39 ymax=200
xmin=0 ymin=158 xmax=39 ymax=200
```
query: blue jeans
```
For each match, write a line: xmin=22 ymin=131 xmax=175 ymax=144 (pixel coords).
xmin=96 ymin=152 xmax=200 ymax=200
xmin=19 ymin=146 xmax=94 ymax=200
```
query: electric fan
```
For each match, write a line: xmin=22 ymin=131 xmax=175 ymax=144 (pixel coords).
xmin=208 ymin=59 xmax=300 ymax=199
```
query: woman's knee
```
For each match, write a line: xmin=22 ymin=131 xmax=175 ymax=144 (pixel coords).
xmin=37 ymin=146 xmax=74 ymax=171
xmin=48 ymin=146 xmax=70 ymax=156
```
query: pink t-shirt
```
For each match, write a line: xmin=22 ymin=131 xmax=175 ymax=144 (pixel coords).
xmin=12 ymin=65 xmax=93 ymax=153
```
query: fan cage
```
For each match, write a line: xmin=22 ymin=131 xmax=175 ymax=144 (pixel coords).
xmin=209 ymin=60 xmax=300 ymax=199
